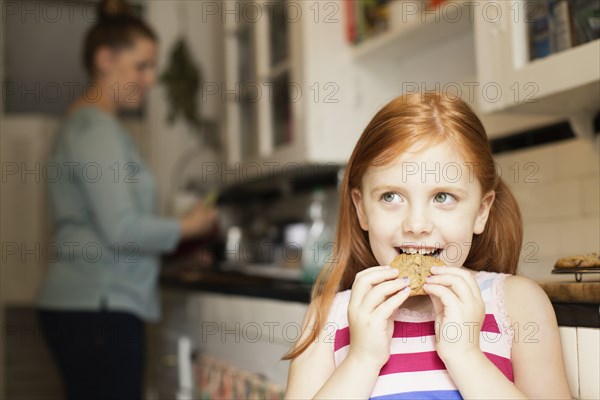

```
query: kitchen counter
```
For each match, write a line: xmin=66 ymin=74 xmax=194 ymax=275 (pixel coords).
xmin=537 ymin=280 xmax=600 ymax=328
xmin=538 ymin=280 xmax=600 ymax=303
xmin=160 ymin=262 xmax=312 ymax=303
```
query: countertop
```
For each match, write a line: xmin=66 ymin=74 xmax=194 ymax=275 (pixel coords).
xmin=537 ymin=280 xmax=600 ymax=303
xmin=160 ymin=263 xmax=312 ymax=303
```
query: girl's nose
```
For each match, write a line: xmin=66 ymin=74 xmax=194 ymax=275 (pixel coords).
xmin=402 ymin=206 xmax=434 ymax=236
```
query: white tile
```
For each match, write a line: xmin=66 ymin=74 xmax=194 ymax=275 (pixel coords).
xmin=494 ymin=144 xmax=557 ymax=186
xmin=556 ymin=218 xmax=600 ymax=257
xmin=521 ymin=221 xmax=560 ymax=268
xmin=581 ymin=175 xmax=600 ymax=217
xmin=513 ymin=180 xmax=581 ymax=222
xmin=577 ymin=328 xmax=600 ymax=400
xmin=555 ymin=140 xmax=600 ymax=180
xmin=559 ymin=326 xmax=579 ymax=400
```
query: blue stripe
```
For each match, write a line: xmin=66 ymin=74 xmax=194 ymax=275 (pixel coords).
xmin=479 ymin=277 xmax=494 ymax=292
xmin=370 ymin=390 xmax=463 ymax=400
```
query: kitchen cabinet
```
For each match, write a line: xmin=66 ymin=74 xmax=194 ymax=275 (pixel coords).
xmin=577 ymin=327 xmax=600 ymax=400
xmin=474 ymin=0 xmax=600 ymax=138
xmin=351 ymin=0 xmax=472 ymax=63
xmin=560 ymin=326 xmax=580 ymax=399
xmin=224 ymin=0 xmax=598 ymax=167
xmin=559 ymin=326 xmax=600 ymax=400
xmin=224 ymin=0 xmax=305 ymax=165
xmin=148 ymin=286 xmax=308 ymax=397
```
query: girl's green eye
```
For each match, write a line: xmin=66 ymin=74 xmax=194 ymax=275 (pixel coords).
xmin=434 ymin=192 xmax=455 ymax=204
xmin=434 ymin=193 xmax=447 ymax=203
xmin=382 ymin=192 xmax=401 ymax=203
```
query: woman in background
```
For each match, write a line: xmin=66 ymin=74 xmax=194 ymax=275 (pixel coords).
xmin=36 ymin=0 xmax=216 ymax=398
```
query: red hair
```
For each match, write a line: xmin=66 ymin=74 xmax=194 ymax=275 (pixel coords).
xmin=283 ymin=92 xmax=523 ymax=360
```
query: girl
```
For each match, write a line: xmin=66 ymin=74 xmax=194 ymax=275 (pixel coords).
xmin=284 ymin=93 xmax=571 ymax=399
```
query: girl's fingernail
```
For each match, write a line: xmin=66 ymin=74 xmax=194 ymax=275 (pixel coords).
xmin=402 ymin=277 xmax=410 ymax=283
xmin=426 ymin=275 xmax=432 ymax=280
xmin=402 ymin=286 xmax=410 ymax=292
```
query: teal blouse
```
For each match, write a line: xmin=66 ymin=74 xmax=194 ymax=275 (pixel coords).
xmin=37 ymin=106 xmax=181 ymax=321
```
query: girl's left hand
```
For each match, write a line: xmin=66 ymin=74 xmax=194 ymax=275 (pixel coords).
xmin=422 ymin=266 xmax=485 ymax=363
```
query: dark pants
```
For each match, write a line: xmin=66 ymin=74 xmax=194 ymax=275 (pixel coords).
xmin=38 ymin=306 xmax=145 ymax=400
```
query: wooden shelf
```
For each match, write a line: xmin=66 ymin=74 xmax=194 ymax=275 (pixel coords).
xmin=351 ymin=1 xmax=473 ymax=62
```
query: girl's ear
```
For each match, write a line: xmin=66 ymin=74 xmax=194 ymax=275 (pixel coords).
xmin=474 ymin=190 xmax=495 ymax=234
xmin=351 ymin=188 xmax=369 ymax=231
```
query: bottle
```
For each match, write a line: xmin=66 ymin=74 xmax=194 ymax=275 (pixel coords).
xmin=301 ymin=188 xmax=333 ymax=283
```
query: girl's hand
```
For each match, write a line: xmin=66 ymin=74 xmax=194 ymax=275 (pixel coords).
xmin=422 ymin=266 xmax=485 ymax=363
xmin=347 ymin=266 xmax=412 ymax=370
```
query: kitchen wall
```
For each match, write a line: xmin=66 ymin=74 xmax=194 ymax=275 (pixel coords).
xmin=495 ymin=136 xmax=600 ymax=282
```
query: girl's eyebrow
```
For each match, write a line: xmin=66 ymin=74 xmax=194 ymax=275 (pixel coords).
xmin=370 ymin=185 xmax=401 ymax=195
xmin=437 ymin=187 xmax=468 ymax=197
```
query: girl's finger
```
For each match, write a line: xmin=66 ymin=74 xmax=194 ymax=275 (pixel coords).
xmin=360 ymin=277 xmax=410 ymax=311
xmin=424 ymin=274 xmax=473 ymax=304
xmin=422 ymin=283 xmax=460 ymax=310
xmin=372 ymin=286 xmax=411 ymax=320
xmin=430 ymin=266 xmax=481 ymax=299
xmin=429 ymin=292 xmax=444 ymax=316
xmin=350 ymin=267 xmax=399 ymax=307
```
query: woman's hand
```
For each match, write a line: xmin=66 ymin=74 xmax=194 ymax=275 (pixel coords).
xmin=180 ymin=201 xmax=218 ymax=240
xmin=347 ymin=266 xmax=412 ymax=370
xmin=422 ymin=266 xmax=485 ymax=363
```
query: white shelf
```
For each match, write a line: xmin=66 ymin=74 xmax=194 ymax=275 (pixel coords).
xmin=474 ymin=0 xmax=600 ymax=120
xmin=502 ymin=39 xmax=600 ymax=116
xmin=352 ymin=1 xmax=473 ymax=62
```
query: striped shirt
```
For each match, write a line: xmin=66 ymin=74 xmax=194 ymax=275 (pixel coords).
xmin=329 ymin=270 xmax=514 ymax=400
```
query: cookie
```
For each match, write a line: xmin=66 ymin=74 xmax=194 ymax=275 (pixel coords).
xmin=554 ymin=253 xmax=600 ymax=269
xmin=390 ymin=253 xmax=447 ymax=296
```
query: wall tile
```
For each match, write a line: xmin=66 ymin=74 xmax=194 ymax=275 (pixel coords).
xmin=513 ymin=180 xmax=581 ymax=222
xmin=555 ymin=140 xmax=600 ymax=180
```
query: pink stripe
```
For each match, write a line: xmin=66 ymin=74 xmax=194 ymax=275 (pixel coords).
xmin=392 ymin=321 xmax=436 ymax=338
xmin=482 ymin=314 xmax=501 ymax=334
xmin=334 ymin=327 xmax=350 ymax=352
xmin=379 ymin=351 xmax=446 ymax=375
xmin=334 ymin=314 xmax=502 ymax=351
xmin=484 ymin=352 xmax=514 ymax=382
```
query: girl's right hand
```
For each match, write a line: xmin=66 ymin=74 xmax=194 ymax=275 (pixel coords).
xmin=347 ymin=266 xmax=411 ymax=370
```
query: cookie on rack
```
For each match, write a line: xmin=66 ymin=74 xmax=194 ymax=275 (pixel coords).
xmin=554 ymin=252 xmax=600 ymax=268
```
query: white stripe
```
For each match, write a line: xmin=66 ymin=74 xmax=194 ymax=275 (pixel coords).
xmin=371 ymin=370 xmax=457 ymax=398
xmin=334 ymin=346 xmax=349 ymax=367
xmin=390 ymin=335 xmax=436 ymax=353
xmin=480 ymin=331 xmax=511 ymax=358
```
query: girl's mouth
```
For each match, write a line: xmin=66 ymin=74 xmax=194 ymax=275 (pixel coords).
xmin=395 ymin=247 xmax=443 ymax=258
